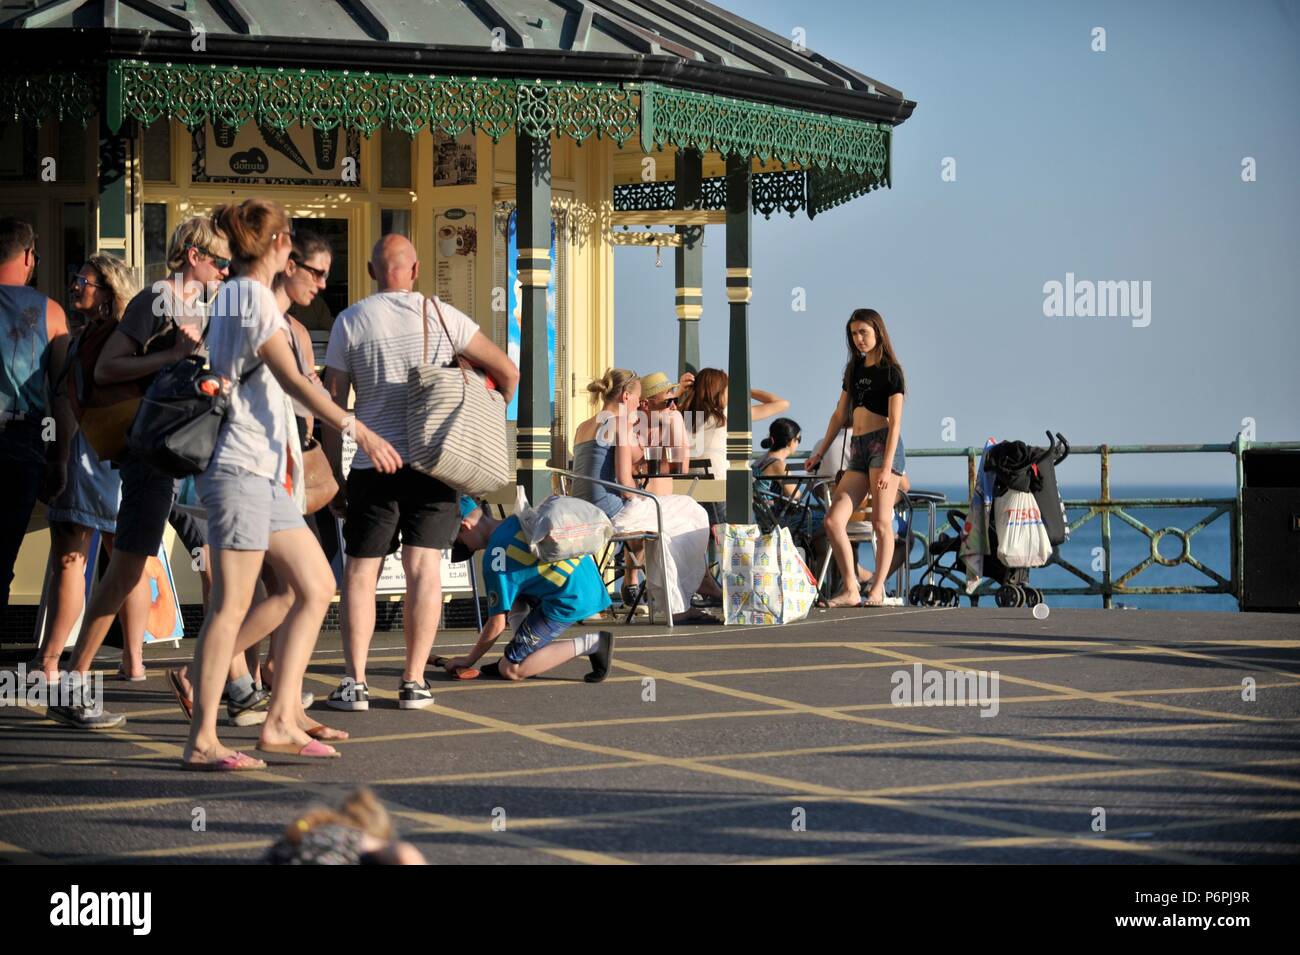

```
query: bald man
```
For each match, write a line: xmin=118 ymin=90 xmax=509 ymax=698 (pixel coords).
xmin=321 ymin=234 xmax=518 ymax=712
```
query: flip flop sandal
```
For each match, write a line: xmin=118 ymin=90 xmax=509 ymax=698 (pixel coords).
xmin=166 ymin=669 xmax=193 ymax=720
xmin=305 ymin=724 xmax=349 ymax=741
xmin=256 ymin=739 xmax=341 ymax=759
xmin=180 ymin=751 xmax=265 ymax=772
xmin=433 ymin=656 xmax=481 ymax=680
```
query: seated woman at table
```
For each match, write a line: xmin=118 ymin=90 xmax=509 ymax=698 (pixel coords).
xmin=575 ymin=369 xmax=719 ymax=624
xmin=573 ymin=369 xmax=645 ymax=601
xmin=679 ymin=368 xmax=789 ymax=526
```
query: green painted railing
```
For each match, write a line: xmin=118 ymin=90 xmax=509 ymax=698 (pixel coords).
xmin=798 ymin=436 xmax=1299 ymax=608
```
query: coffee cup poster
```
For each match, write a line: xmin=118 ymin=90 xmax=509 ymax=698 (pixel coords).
xmin=434 ymin=207 xmax=476 ymax=321
xmin=192 ymin=121 xmax=362 ymax=186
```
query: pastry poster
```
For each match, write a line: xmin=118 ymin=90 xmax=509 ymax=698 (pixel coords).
xmin=192 ymin=121 xmax=362 ymax=186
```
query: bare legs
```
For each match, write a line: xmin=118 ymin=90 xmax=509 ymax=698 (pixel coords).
xmin=400 ymin=546 xmax=440 ymax=684
xmin=822 ymin=470 xmax=871 ymax=607
xmin=865 ymin=466 xmax=901 ymax=605
xmin=340 ymin=556 xmax=382 ymax=684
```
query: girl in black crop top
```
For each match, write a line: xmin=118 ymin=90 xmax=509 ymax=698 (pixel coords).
xmin=805 ymin=309 xmax=909 ymax=608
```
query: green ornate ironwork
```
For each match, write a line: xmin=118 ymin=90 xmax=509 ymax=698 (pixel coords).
xmin=0 ymin=69 xmax=99 ymax=127
xmin=808 ymin=164 xmax=889 ymax=218
xmin=637 ymin=82 xmax=890 ymax=178
xmin=614 ymin=171 xmax=800 ymax=217
xmin=113 ymin=60 xmax=640 ymax=144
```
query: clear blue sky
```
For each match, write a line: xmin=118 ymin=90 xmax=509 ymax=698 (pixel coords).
xmin=613 ymin=0 xmax=1300 ymax=488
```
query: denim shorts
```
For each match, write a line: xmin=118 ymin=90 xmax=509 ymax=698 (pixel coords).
xmin=503 ymin=604 xmax=573 ymax=665
xmin=846 ymin=428 xmax=906 ymax=476
xmin=198 ymin=464 xmax=304 ymax=551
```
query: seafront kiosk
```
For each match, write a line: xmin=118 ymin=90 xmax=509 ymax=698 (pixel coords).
xmin=0 ymin=0 xmax=911 ymax=629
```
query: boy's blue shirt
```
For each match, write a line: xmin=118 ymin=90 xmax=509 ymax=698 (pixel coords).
xmin=481 ymin=516 xmax=611 ymax=623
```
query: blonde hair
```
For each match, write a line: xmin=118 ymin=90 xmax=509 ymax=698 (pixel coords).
xmin=212 ymin=198 xmax=289 ymax=268
xmin=165 ymin=216 xmax=229 ymax=273
xmin=83 ymin=253 xmax=139 ymax=322
xmin=587 ymin=368 xmax=638 ymax=406
xmin=282 ymin=788 xmax=393 ymax=847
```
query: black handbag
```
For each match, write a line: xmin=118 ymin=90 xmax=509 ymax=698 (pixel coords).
xmin=125 ymin=352 xmax=259 ymax=479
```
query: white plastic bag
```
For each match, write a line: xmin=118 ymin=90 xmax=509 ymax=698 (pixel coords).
xmin=995 ymin=490 xmax=1053 ymax=568
xmin=529 ymin=495 xmax=614 ymax=561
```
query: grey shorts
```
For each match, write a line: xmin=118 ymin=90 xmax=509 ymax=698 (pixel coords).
xmin=846 ymin=428 xmax=906 ymax=476
xmin=114 ymin=456 xmax=180 ymax=555
xmin=197 ymin=464 xmax=305 ymax=551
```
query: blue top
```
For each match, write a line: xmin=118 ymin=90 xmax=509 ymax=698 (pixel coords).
xmin=482 ymin=515 xmax=612 ymax=623
xmin=0 ymin=284 xmax=50 ymax=417
xmin=572 ymin=438 xmax=625 ymax=519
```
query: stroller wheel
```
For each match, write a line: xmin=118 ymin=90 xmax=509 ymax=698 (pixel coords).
xmin=996 ymin=585 xmax=1023 ymax=608
xmin=908 ymin=584 xmax=923 ymax=606
xmin=925 ymin=585 xmax=943 ymax=607
xmin=1024 ymin=587 xmax=1041 ymax=607
xmin=941 ymin=588 xmax=960 ymax=607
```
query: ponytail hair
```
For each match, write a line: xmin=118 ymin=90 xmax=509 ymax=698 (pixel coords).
xmin=587 ymin=368 xmax=638 ymax=406
xmin=760 ymin=417 xmax=801 ymax=451
xmin=212 ymin=198 xmax=290 ymax=269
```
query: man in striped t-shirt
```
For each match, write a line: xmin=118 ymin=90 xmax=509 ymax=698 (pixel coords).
xmin=322 ymin=234 xmax=518 ymax=712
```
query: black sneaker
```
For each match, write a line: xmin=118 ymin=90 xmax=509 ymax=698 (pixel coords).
xmin=225 ymin=687 xmax=270 ymax=727
xmin=46 ymin=705 xmax=125 ymax=730
xmin=327 ymin=680 xmax=370 ymax=711
xmin=398 ymin=680 xmax=434 ymax=710
xmin=585 ymin=631 xmax=615 ymax=684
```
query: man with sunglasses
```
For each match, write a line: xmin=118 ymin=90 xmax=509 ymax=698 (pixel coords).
xmin=47 ymin=217 xmax=232 ymax=729
xmin=0 ymin=218 xmax=72 ymax=631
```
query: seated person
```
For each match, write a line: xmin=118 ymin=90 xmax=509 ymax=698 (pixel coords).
xmin=439 ymin=497 xmax=615 ymax=682
xmin=620 ymin=371 xmax=722 ymax=623
xmin=573 ymin=368 xmax=646 ymax=603
xmin=753 ymin=417 xmax=824 ymax=541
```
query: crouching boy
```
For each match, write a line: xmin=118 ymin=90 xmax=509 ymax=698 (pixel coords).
xmin=440 ymin=497 xmax=614 ymax=682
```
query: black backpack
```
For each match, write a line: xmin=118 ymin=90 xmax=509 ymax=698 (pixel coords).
xmin=125 ymin=352 xmax=259 ymax=479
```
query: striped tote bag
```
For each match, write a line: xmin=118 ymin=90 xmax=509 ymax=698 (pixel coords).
xmin=405 ymin=297 xmax=511 ymax=496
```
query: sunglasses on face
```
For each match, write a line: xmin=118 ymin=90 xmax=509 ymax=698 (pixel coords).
xmin=70 ymin=275 xmax=104 ymax=291
xmin=296 ymin=261 xmax=328 ymax=282
xmin=188 ymin=245 xmax=231 ymax=270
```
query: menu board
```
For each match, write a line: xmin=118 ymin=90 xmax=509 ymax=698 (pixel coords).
xmin=433 ymin=207 xmax=477 ymax=317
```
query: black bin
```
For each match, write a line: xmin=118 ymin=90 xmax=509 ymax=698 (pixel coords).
xmin=1241 ymin=449 xmax=1300 ymax=613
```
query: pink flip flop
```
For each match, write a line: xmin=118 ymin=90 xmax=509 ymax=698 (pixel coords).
xmin=257 ymin=739 xmax=341 ymax=759
xmin=181 ymin=751 xmax=266 ymax=772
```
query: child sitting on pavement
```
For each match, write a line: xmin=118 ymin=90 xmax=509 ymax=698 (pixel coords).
xmin=437 ymin=497 xmax=614 ymax=682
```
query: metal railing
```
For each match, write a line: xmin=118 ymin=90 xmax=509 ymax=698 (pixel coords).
xmin=892 ymin=435 xmax=1300 ymax=608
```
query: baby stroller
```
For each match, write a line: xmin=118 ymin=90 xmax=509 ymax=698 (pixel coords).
xmin=910 ymin=431 xmax=1069 ymax=608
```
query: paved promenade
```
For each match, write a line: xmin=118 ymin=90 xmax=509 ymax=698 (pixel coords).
xmin=2 ymin=606 xmax=1297 ymax=864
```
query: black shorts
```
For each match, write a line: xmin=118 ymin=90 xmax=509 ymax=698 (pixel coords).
xmin=343 ymin=467 xmax=460 ymax=558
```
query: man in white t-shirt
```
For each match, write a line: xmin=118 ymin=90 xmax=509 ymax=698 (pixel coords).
xmin=322 ymin=234 xmax=518 ymax=712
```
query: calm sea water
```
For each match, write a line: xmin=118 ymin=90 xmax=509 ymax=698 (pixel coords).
xmin=896 ymin=484 xmax=1240 ymax=611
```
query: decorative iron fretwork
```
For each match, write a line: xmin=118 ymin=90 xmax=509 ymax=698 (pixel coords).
xmin=700 ymin=175 xmax=727 ymax=209
xmin=615 ymin=170 xmax=808 ymax=218
xmin=0 ymin=69 xmax=99 ymax=127
xmin=612 ymin=179 xmax=678 ymax=212
xmin=750 ymin=169 xmax=806 ymax=219
xmin=639 ymin=82 xmax=890 ymax=179
xmin=807 ymin=165 xmax=888 ymax=218
xmin=114 ymin=61 xmax=640 ymax=145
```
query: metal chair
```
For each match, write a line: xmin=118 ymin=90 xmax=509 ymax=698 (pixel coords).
xmin=813 ymin=485 xmax=917 ymax=601
xmin=549 ymin=466 xmax=672 ymax=629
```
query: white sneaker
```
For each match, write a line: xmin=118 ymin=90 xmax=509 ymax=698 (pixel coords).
xmin=326 ymin=680 xmax=369 ymax=711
